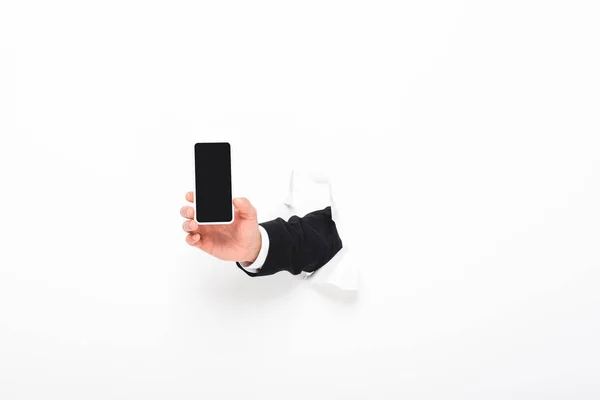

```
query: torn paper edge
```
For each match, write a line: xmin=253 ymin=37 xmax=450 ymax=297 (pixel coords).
xmin=284 ymin=169 xmax=359 ymax=291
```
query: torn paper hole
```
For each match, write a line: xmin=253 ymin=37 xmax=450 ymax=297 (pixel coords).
xmin=283 ymin=169 xmax=358 ymax=291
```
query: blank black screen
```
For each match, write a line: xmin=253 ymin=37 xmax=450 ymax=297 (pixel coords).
xmin=194 ymin=142 xmax=233 ymax=223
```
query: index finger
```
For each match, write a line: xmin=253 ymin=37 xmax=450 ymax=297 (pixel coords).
xmin=185 ymin=192 xmax=194 ymax=203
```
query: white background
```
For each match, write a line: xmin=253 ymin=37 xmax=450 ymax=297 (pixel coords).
xmin=1 ymin=0 xmax=599 ymax=398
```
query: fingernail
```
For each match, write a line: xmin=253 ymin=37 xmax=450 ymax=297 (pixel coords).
xmin=193 ymin=234 xmax=200 ymax=241
xmin=187 ymin=209 xmax=192 ymax=217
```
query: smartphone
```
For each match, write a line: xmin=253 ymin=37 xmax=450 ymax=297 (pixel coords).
xmin=194 ymin=142 xmax=234 ymax=224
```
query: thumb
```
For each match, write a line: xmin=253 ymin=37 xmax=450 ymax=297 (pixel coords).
xmin=233 ymin=197 xmax=257 ymax=220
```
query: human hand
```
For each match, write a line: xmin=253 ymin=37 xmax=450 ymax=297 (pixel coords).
xmin=180 ymin=192 xmax=262 ymax=263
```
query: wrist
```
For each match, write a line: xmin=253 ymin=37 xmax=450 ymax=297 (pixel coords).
xmin=244 ymin=229 xmax=262 ymax=263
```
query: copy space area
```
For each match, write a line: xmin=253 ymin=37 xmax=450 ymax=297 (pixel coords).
xmin=1 ymin=1 xmax=599 ymax=399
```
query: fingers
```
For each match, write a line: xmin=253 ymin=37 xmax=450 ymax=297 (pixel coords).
xmin=186 ymin=232 xmax=201 ymax=246
xmin=182 ymin=219 xmax=198 ymax=233
xmin=233 ymin=197 xmax=257 ymax=221
xmin=180 ymin=205 xmax=194 ymax=219
xmin=183 ymin=192 xmax=201 ymax=247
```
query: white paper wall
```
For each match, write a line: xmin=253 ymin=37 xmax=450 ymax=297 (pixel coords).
xmin=1 ymin=1 xmax=599 ymax=399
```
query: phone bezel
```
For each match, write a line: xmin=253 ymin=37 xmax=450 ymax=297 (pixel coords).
xmin=194 ymin=142 xmax=235 ymax=225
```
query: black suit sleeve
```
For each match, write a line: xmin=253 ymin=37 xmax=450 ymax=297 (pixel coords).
xmin=236 ymin=206 xmax=343 ymax=277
